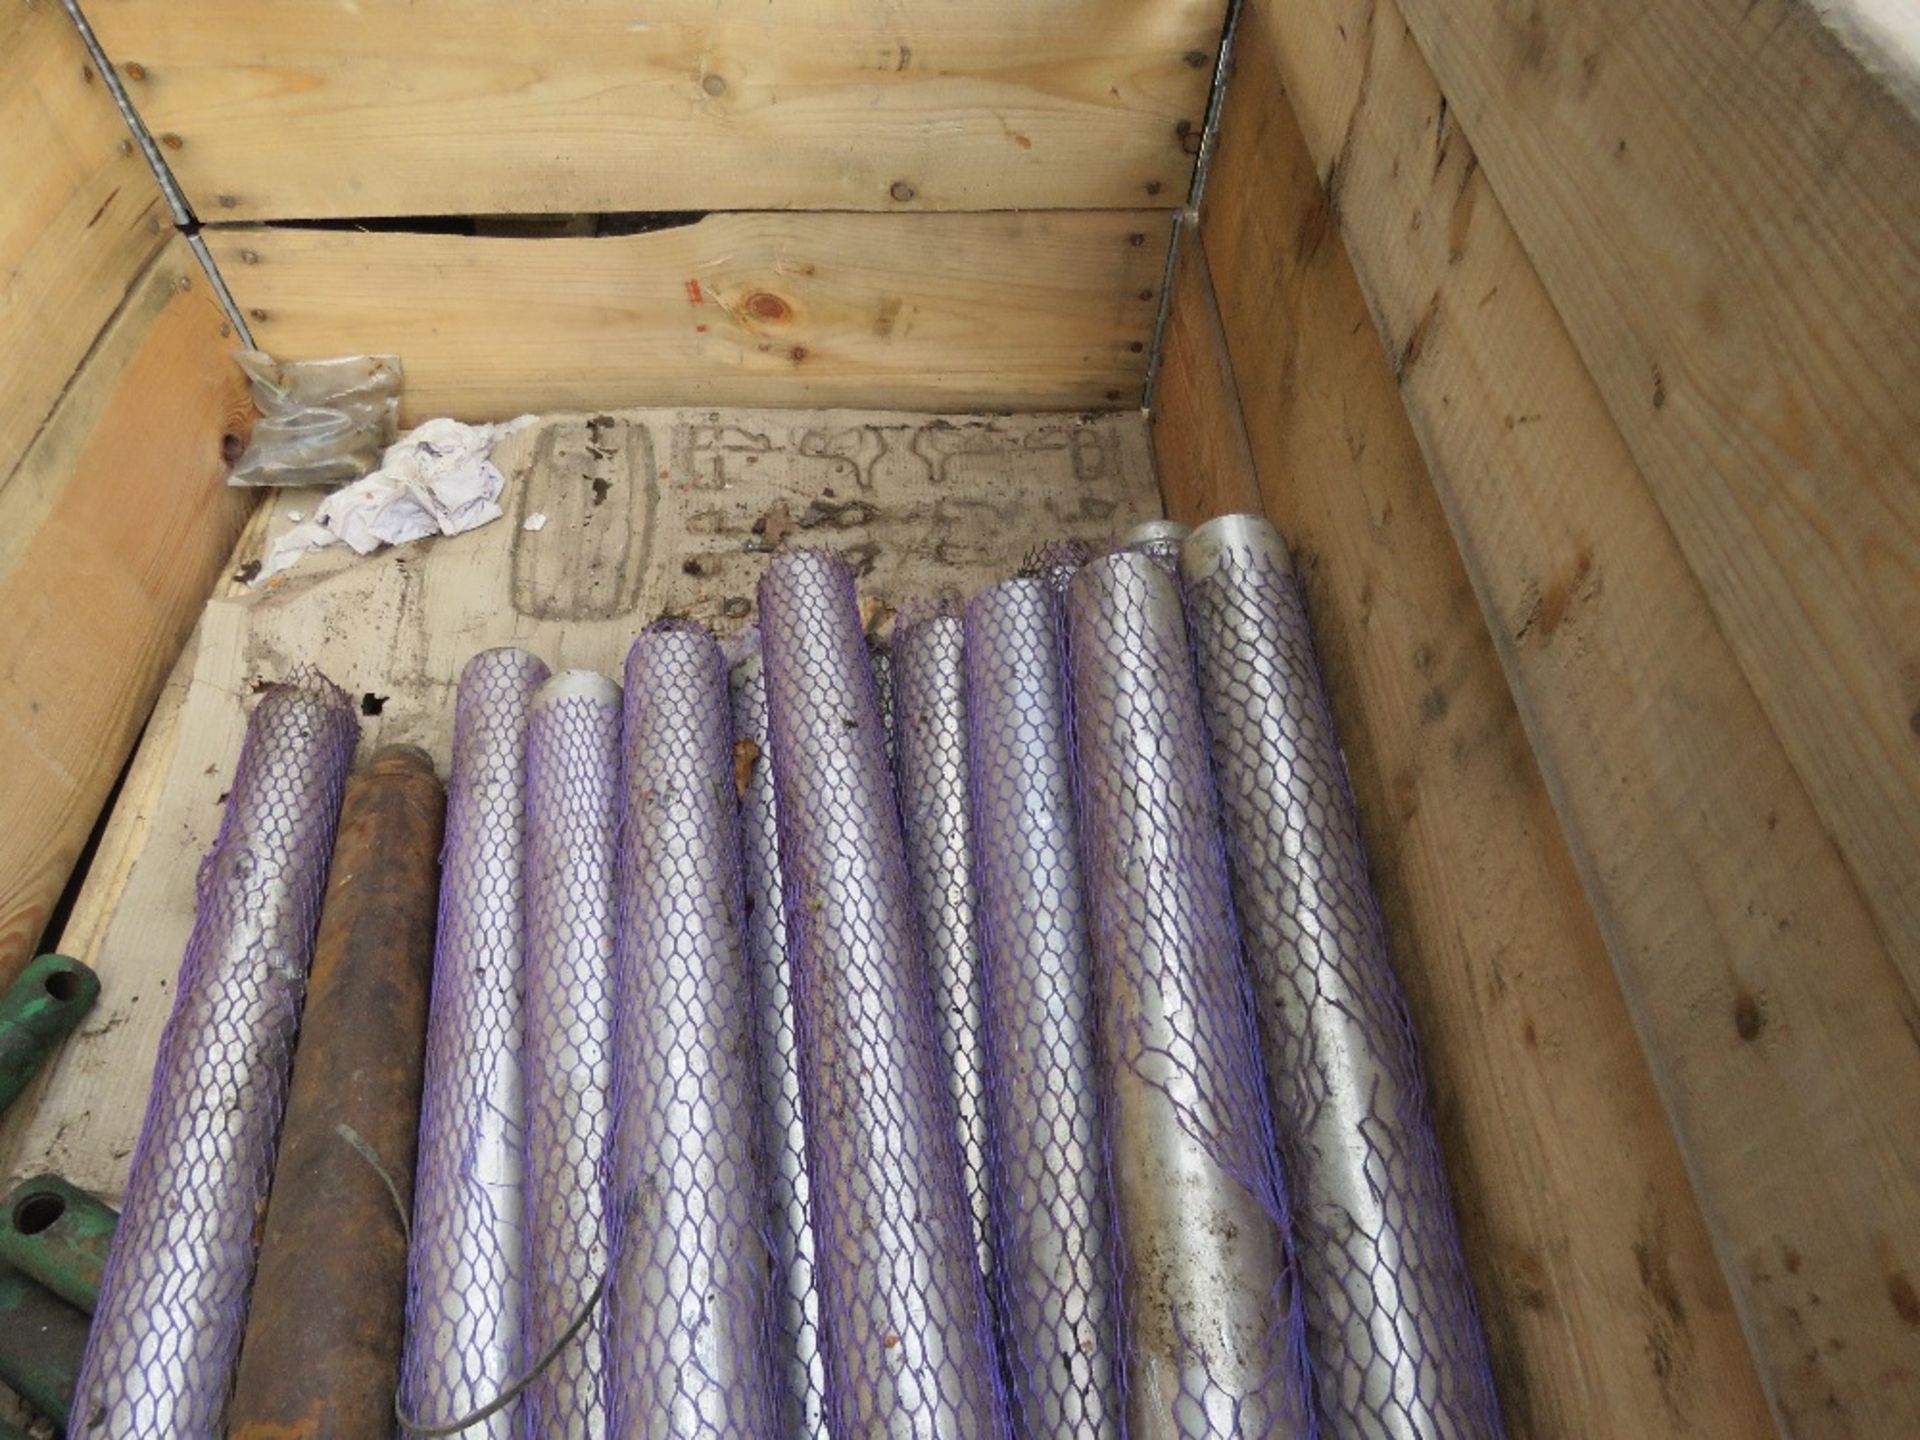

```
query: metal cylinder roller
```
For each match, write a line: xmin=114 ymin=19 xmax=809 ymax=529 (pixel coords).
xmin=522 ymin=670 xmax=622 ymax=1438
xmin=758 ymin=549 xmax=1010 ymax=1440
xmin=1180 ymin=515 xmax=1503 ymax=1439
xmin=606 ymin=621 xmax=781 ymax=1436
xmin=730 ymin=645 xmax=832 ymax=1438
xmin=892 ymin=606 xmax=995 ymax=1280
xmin=964 ymin=577 xmax=1123 ymax=1439
xmin=70 ymin=668 xmax=358 ymax=1436
xmin=1064 ymin=552 xmax=1314 ymax=1439
xmin=402 ymin=647 xmax=549 ymax=1437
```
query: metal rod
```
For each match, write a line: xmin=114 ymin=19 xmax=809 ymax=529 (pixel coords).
xmin=521 ymin=672 xmax=621 ymax=1439
xmin=1180 ymin=515 xmax=1504 ymax=1438
xmin=70 ymin=669 xmax=358 ymax=1436
xmin=730 ymin=645 xmax=832 ymax=1439
xmin=229 ymin=743 xmax=445 ymax=1440
xmin=402 ymin=648 xmax=549 ymax=1438
xmin=892 ymin=606 xmax=996 ymax=1280
xmin=1064 ymin=552 xmax=1313 ymax=1438
xmin=965 ymin=577 xmax=1124 ymax=1439
xmin=0 ymin=1174 xmax=116 ymax=1314
xmin=606 ymin=622 xmax=781 ymax=1436
xmin=758 ymin=549 xmax=1010 ymax=1439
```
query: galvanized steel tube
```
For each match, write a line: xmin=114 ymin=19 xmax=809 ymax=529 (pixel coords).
xmin=892 ymin=607 xmax=995 ymax=1280
xmin=1020 ymin=539 xmax=1094 ymax=596
xmin=964 ymin=578 xmax=1123 ymax=1439
xmin=730 ymin=646 xmax=831 ymax=1439
xmin=402 ymin=647 xmax=549 ymax=1437
xmin=1124 ymin=519 xmax=1191 ymax=574
xmin=71 ymin=669 xmax=357 ymax=1436
xmin=1180 ymin=515 xmax=1502 ymax=1439
xmin=522 ymin=671 xmax=622 ymax=1438
xmin=606 ymin=622 xmax=780 ymax=1436
xmin=1064 ymin=552 xmax=1313 ymax=1439
xmin=758 ymin=549 xmax=1009 ymax=1440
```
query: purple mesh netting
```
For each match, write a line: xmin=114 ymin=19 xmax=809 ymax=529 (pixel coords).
xmin=403 ymin=647 xmax=550 ymax=1437
xmin=1124 ymin=520 xmax=1190 ymax=576
xmin=71 ymin=669 xmax=358 ymax=1435
xmin=757 ymin=549 xmax=1010 ymax=1439
xmin=1180 ymin=518 xmax=1503 ymax=1440
xmin=521 ymin=671 xmax=622 ymax=1438
xmin=1063 ymin=551 xmax=1317 ymax=1439
xmin=891 ymin=605 xmax=995 ymax=1281
xmin=605 ymin=621 xmax=782 ymax=1436
xmin=729 ymin=647 xmax=832 ymax=1439
xmin=869 ymin=634 xmax=899 ymax=769
xmin=963 ymin=578 xmax=1123 ymax=1439
xmin=1019 ymin=539 xmax=1094 ymax=596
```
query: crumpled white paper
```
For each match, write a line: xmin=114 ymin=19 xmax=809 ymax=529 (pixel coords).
xmin=255 ymin=414 xmax=538 ymax=584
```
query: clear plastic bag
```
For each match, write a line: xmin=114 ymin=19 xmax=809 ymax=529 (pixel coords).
xmin=229 ymin=351 xmax=403 ymax=487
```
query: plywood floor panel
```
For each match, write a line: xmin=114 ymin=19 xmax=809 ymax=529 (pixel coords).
xmin=0 ymin=406 xmax=1160 ymax=1197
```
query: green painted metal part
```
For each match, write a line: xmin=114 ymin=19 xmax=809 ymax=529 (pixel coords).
xmin=0 ymin=954 xmax=99 ymax=1116
xmin=0 ymin=1261 xmax=87 ymax=1426
xmin=0 ymin=1174 xmax=117 ymax=1314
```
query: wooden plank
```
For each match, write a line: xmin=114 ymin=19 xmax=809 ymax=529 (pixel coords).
xmin=0 ymin=0 xmax=167 ymax=485
xmin=0 ymin=406 xmax=1162 ymax=1196
xmin=1192 ymin=13 xmax=1782 ymax=1436
xmin=207 ymin=213 xmax=1171 ymax=420
xmin=1229 ymin=1 xmax=1920 ymax=1432
xmin=0 ymin=239 xmax=256 ymax=991
xmin=88 ymin=0 xmax=1225 ymax=219
xmin=1149 ymin=227 xmax=1261 ymax=522
xmin=1380 ymin=0 xmax=1920 ymax=999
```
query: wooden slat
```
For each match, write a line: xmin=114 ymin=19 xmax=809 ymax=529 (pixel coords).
xmin=1192 ymin=20 xmax=1781 ymax=1435
xmin=207 ymin=213 xmax=1170 ymax=419
xmin=88 ymin=0 xmax=1225 ymax=219
xmin=1233 ymin=2 xmax=1920 ymax=1433
xmin=1382 ymin=0 xmax=1920 ymax=999
xmin=0 ymin=0 xmax=166 ymax=485
xmin=0 ymin=239 xmax=256 ymax=990
xmin=1149 ymin=227 xmax=1260 ymax=522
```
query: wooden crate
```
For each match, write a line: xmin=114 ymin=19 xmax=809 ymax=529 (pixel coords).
xmin=2 ymin=0 xmax=1917 ymax=1433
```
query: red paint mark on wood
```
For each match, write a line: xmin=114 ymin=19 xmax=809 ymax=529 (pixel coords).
xmin=686 ymin=279 xmax=705 ymax=305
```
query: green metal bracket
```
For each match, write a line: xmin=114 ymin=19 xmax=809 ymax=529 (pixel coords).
xmin=0 ymin=954 xmax=100 ymax=1117
xmin=0 ymin=1261 xmax=86 ymax=1427
xmin=0 ymin=1174 xmax=116 ymax=1314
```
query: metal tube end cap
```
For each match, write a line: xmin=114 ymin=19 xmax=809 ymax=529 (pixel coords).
xmin=1179 ymin=513 xmax=1294 ymax=584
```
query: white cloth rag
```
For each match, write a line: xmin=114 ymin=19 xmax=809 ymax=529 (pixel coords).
xmin=256 ymin=414 xmax=537 ymax=583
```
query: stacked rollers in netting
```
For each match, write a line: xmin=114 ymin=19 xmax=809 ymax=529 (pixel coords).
xmin=76 ymin=516 xmax=1502 ymax=1440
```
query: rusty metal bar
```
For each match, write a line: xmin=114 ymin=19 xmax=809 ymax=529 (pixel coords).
xmin=228 ymin=744 xmax=444 ymax=1439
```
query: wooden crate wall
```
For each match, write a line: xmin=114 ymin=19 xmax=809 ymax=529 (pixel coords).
xmin=0 ymin=0 xmax=254 ymax=989
xmin=1153 ymin=0 xmax=1920 ymax=1434
xmin=81 ymin=0 xmax=1237 ymax=415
